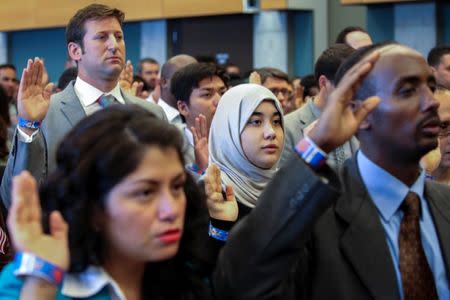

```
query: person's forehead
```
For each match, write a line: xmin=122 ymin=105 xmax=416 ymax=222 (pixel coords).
xmin=143 ymin=62 xmax=159 ymax=69
xmin=197 ymin=75 xmax=225 ymax=88
xmin=84 ymin=17 xmax=122 ymax=34
xmin=264 ymin=77 xmax=289 ymax=86
xmin=0 ymin=68 xmax=15 ymax=77
xmin=370 ymin=45 xmax=429 ymax=81
xmin=439 ymin=53 xmax=450 ymax=66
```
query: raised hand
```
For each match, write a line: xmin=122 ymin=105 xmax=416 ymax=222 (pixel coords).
xmin=308 ymin=51 xmax=381 ymax=153
xmin=205 ymin=164 xmax=238 ymax=222
xmin=7 ymin=171 xmax=69 ymax=271
xmin=191 ymin=114 xmax=209 ymax=171
xmin=249 ymin=71 xmax=262 ymax=85
xmin=119 ymin=60 xmax=134 ymax=92
xmin=17 ymin=58 xmax=54 ymax=125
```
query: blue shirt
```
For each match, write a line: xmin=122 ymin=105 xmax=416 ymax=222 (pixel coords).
xmin=357 ymin=151 xmax=449 ymax=299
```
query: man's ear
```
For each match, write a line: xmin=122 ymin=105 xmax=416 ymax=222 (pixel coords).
xmin=177 ymin=100 xmax=189 ymax=117
xmin=318 ymin=75 xmax=329 ymax=90
xmin=430 ymin=66 xmax=437 ymax=76
xmin=68 ymin=42 xmax=82 ymax=61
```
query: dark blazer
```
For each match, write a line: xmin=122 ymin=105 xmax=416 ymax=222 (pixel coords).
xmin=213 ymin=154 xmax=450 ymax=299
xmin=0 ymin=81 xmax=167 ymax=209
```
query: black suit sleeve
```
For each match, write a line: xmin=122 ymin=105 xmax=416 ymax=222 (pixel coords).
xmin=213 ymin=155 xmax=341 ymax=300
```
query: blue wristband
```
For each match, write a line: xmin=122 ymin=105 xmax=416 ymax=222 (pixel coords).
xmin=208 ymin=222 xmax=229 ymax=241
xmin=189 ymin=163 xmax=206 ymax=175
xmin=18 ymin=117 xmax=41 ymax=129
xmin=14 ymin=252 xmax=64 ymax=286
xmin=295 ymin=137 xmax=327 ymax=170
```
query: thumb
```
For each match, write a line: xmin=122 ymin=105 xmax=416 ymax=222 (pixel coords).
xmin=225 ymin=185 xmax=236 ymax=202
xmin=43 ymin=83 xmax=54 ymax=100
xmin=354 ymin=96 xmax=380 ymax=124
xmin=49 ymin=211 xmax=68 ymax=240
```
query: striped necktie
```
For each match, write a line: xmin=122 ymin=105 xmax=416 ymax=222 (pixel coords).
xmin=97 ymin=94 xmax=116 ymax=108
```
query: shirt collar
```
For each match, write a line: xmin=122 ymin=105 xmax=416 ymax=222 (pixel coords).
xmin=357 ymin=150 xmax=425 ymax=222
xmin=74 ymin=77 xmax=125 ymax=107
xmin=307 ymin=97 xmax=321 ymax=119
xmin=61 ymin=266 xmax=125 ymax=299
xmin=158 ymin=98 xmax=181 ymax=123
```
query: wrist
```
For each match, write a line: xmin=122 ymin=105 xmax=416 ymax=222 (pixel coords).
xmin=208 ymin=222 xmax=229 ymax=241
xmin=18 ymin=117 xmax=41 ymax=130
xmin=295 ymin=136 xmax=328 ymax=170
xmin=14 ymin=252 xmax=65 ymax=286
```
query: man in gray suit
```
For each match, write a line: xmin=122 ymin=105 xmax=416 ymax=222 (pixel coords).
xmin=280 ymin=44 xmax=356 ymax=169
xmin=1 ymin=4 xmax=166 ymax=208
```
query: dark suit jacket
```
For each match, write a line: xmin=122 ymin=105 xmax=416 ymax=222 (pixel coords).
xmin=213 ymin=154 xmax=450 ymax=299
xmin=0 ymin=81 xmax=167 ymax=208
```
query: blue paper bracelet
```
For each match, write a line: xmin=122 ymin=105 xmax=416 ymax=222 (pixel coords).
xmin=18 ymin=117 xmax=41 ymax=129
xmin=295 ymin=137 xmax=327 ymax=170
xmin=208 ymin=222 xmax=229 ymax=241
xmin=14 ymin=252 xmax=64 ymax=286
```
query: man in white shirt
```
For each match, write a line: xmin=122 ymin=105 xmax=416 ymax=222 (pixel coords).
xmin=158 ymin=54 xmax=197 ymax=124
xmin=0 ymin=4 xmax=165 ymax=208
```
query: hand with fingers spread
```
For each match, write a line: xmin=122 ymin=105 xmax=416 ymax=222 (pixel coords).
xmin=7 ymin=171 xmax=69 ymax=271
xmin=191 ymin=114 xmax=209 ymax=171
xmin=308 ymin=51 xmax=381 ymax=153
xmin=205 ymin=164 xmax=238 ymax=222
xmin=17 ymin=58 xmax=54 ymax=131
xmin=119 ymin=60 xmax=134 ymax=92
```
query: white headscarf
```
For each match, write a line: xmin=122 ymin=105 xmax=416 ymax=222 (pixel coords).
xmin=208 ymin=84 xmax=285 ymax=208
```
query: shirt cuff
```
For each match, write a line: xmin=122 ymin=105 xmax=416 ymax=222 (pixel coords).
xmin=17 ymin=126 xmax=40 ymax=143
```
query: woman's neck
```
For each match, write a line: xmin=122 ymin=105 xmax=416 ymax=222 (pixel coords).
xmin=103 ymin=255 xmax=146 ymax=300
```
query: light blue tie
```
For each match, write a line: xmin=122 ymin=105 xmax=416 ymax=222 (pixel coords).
xmin=97 ymin=94 xmax=116 ymax=108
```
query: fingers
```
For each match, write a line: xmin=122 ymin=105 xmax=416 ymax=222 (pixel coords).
xmin=49 ymin=211 xmax=68 ymax=240
xmin=191 ymin=126 xmax=199 ymax=144
xmin=354 ymin=96 xmax=380 ymax=123
xmin=199 ymin=114 xmax=207 ymax=137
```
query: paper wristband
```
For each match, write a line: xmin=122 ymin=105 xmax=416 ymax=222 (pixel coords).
xmin=295 ymin=137 xmax=327 ymax=170
xmin=18 ymin=117 xmax=41 ymax=129
xmin=208 ymin=222 xmax=229 ymax=241
xmin=14 ymin=252 xmax=64 ymax=286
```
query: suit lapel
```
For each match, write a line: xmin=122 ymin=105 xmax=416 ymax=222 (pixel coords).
xmin=425 ymin=181 xmax=450 ymax=277
xmin=336 ymin=157 xmax=400 ymax=299
xmin=59 ymin=82 xmax=86 ymax=126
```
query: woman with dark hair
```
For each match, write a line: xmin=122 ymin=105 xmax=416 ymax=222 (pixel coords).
xmin=0 ymin=105 xmax=216 ymax=299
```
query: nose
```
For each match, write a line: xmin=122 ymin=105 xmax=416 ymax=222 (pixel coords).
xmin=212 ymin=92 xmax=221 ymax=107
xmin=263 ymin=122 xmax=276 ymax=140
xmin=157 ymin=190 xmax=179 ymax=222
xmin=107 ymin=35 xmax=119 ymax=52
xmin=421 ymin=86 xmax=439 ymax=112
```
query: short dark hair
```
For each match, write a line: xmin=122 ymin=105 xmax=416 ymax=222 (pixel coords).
xmin=57 ymin=67 xmax=78 ymax=90
xmin=335 ymin=26 xmax=368 ymax=44
xmin=66 ymin=4 xmax=124 ymax=50
xmin=314 ymin=44 xmax=355 ymax=84
xmin=300 ymin=74 xmax=319 ymax=98
xmin=427 ymin=45 xmax=450 ymax=67
xmin=257 ymin=67 xmax=289 ymax=85
xmin=170 ymin=62 xmax=227 ymax=105
xmin=334 ymin=41 xmax=397 ymax=101
xmin=138 ymin=57 xmax=159 ymax=74
xmin=0 ymin=64 xmax=16 ymax=72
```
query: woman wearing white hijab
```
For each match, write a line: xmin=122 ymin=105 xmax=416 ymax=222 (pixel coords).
xmin=206 ymin=83 xmax=285 ymax=221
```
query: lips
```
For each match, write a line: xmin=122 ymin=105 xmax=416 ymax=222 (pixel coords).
xmin=157 ymin=229 xmax=181 ymax=244
xmin=421 ymin=116 xmax=441 ymax=136
xmin=262 ymin=144 xmax=279 ymax=153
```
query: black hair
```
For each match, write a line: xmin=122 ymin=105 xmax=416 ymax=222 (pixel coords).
xmin=314 ymin=44 xmax=355 ymax=85
xmin=335 ymin=26 xmax=368 ymax=44
xmin=427 ymin=45 xmax=450 ymax=67
xmin=138 ymin=58 xmax=159 ymax=74
xmin=0 ymin=64 xmax=16 ymax=72
xmin=57 ymin=67 xmax=78 ymax=90
xmin=300 ymin=74 xmax=319 ymax=98
xmin=170 ymin=62 xmax=227 ymax=105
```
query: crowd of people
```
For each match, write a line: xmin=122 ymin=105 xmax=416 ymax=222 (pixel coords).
xmin=0 ymin=3 xmax=449 ymax=300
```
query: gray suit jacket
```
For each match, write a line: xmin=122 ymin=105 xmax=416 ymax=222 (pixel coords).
xmin=280 ymin=99 xmax=359 ymax=169
xmin=214 ymin=155 xmax=450 ymax=299
xmin=1 ymin=81 xmax=167 ymax=208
